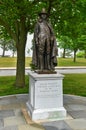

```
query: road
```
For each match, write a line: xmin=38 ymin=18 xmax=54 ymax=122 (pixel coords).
xmin=0 ymin=67 xmax=86 ymax=76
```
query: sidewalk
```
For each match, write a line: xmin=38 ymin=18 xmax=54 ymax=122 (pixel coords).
xmin=0 ymin=94 xmax=86 ymax=130
xmin=0 ymin=66 xmax=86 ymax=76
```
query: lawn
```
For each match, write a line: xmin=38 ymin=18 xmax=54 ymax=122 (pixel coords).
xmin=63 ymin=74 xmax=86 ymax=96
xmin=0 ymin=76 xmax=29 ymax=96
xmin=0 ymin=57 xmax=86 ymax=67
xmin=58 ymin=58 xmax=86 ymax=66
xmin=0 ymin=57 xmax=32 ymax=67
xmin=0 ymin=74 xmax=86 ymax=96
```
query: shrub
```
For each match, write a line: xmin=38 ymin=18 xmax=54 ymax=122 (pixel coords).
xmin=76 ymin=51 xmax=85 ymax=58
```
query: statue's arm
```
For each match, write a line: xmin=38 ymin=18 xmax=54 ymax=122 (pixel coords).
xmin=48 ymin=22 xmax=56 ymax=42
xmin=48 ymin=22 xmax=54 ymax=35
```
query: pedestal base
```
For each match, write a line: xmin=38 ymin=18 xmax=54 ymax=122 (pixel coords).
xmin=26 ymin=101 xmax=66 ymax=121
xmin=27 ymin=71 xmax=66 ymax=121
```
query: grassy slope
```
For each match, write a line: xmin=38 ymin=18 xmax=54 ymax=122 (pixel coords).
xmin=0 ymin=57 xmax=86 ymax=67
xmin=0 ymin=57 xmax=32 ymax=67
xmin=58 ymin=58 xmax=86 ymax=66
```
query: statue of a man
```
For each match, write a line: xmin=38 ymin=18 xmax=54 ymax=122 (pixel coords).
xmin=32 ymin=8 xmax=58 ymax=72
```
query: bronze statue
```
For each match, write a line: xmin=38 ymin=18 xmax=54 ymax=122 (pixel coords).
xmin=32 ymin=8 xmax=58 ymax=73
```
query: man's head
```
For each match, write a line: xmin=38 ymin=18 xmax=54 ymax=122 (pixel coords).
xmin=39 ymin=8 xmax=48 ymax=20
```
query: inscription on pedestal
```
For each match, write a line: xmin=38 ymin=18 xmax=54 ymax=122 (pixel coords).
xmin=36 ymin=81 xmax=61 ymax=98
xmin=35 ymin=80 xmax=62 ymax=108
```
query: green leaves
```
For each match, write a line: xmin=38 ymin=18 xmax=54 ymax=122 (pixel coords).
xmin=0 ymin=0 xmax=86 ymax=53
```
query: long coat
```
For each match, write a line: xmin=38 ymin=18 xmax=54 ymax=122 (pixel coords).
xmin=32 ymin=19 xmax=58 ymax=70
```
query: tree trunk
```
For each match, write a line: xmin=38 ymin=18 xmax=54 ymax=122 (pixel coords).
xmin=15 ymin=15 xmax=27 ymax=87
xmin=2 ymin=45 xmax=5 ymax=57
xmin=15 ymin=42 xmax=26 ymax=87
xmin=15 ymin=32 xmax=27 ymax=87
xmin=73 ymin=50 xmax=77 ymax=62
xmin=63 ymin=48 xmax=66 ymax=58
xmin=12 ymin=51 xmax=14 ymax=57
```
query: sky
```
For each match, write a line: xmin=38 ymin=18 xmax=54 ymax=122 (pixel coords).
xmin=0 ymin=34 xmax=33 ymax=57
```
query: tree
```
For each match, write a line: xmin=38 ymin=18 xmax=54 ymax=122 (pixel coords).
xmin=0 ymin=38 xmax=9 ymax=57
xmin=67 ymin=0 xmax=86 ymax=62
xmin=27 ymin=48 xmax=31 ymax=56
xmin=58 ymin=36 xmax=72 ymax=58
xmin=0 ymin=26 xmax=11 ymax=56
xmin=0 ymin=0 xmax=55 ymax=87
xmin=8 ymin=40 xmax=17 ymax=57
xmin=0 ymin=0 xmax=85 ymax=87
xmin=54 ymin=0 xmax=86 ymax=62
xmin=78 ymin=35 xmax=86 ymax=58
xmin=0 ymin=26 xmax=16 ymax=57
xmin=78 ymin=2 xmax=86 ymax=58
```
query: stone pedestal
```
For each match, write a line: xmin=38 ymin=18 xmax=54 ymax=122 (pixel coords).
xmin=26 ymin=70 xmax=66 ymax=121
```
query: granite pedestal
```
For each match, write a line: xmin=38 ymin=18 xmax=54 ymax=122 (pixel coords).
xmin=26 ymin=70 xmax=66 ymax=121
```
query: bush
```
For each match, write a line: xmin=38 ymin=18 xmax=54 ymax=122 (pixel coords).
xmin=76 ymin=51 xmax=85 ymax=58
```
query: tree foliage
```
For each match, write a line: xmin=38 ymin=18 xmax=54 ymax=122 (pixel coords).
xmin=57 ymin=0 xmax=86 ymax=62
xmin=0 ymin=26 xmax=12 ymax=56
xmin=0 ymin=0 xmax=86 ymax=87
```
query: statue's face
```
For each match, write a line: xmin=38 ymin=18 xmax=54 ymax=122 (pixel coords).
xmin=40 ymin=14 xmax=47 ymax=20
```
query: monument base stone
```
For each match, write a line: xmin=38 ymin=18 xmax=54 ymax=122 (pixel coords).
xmin=26 ymin=70 xmax=66 ymax=121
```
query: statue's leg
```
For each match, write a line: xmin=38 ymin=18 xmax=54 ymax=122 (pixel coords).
xmin=47 ymin=54 xmax=51 ymax=70
xmin=38 ymin=42 xmax=44 ymax=71
xmin=51 ymin=58 xmax=55 ymax=70
xmin=46 ymin=38 xmax=51 ymax=70
xmin=39 ymin=54 xmax=44 ymax=71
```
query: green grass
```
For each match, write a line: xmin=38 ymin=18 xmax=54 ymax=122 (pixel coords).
xmin=0 ymin=75 xmax=29 ymax=96
xmin=58 ymin=58 xmax=86 ymax=66
xmin=0 ymin=57 xmax=86 ymax=67
xmin=0 ymin=74 xmax=86 ymax=97
xmin=0 ymin=57 xmax=32 ymax=67
xmin=0 ymin=57 xmax=17 ymax=67
xmin=63 ymin=74 xmax=86 ymax=96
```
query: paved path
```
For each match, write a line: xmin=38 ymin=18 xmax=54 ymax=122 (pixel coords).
xmin=0 ymin=94 xmax=86 ymax=130
xmin=0 ymin=67 xmax=86 ymax=76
